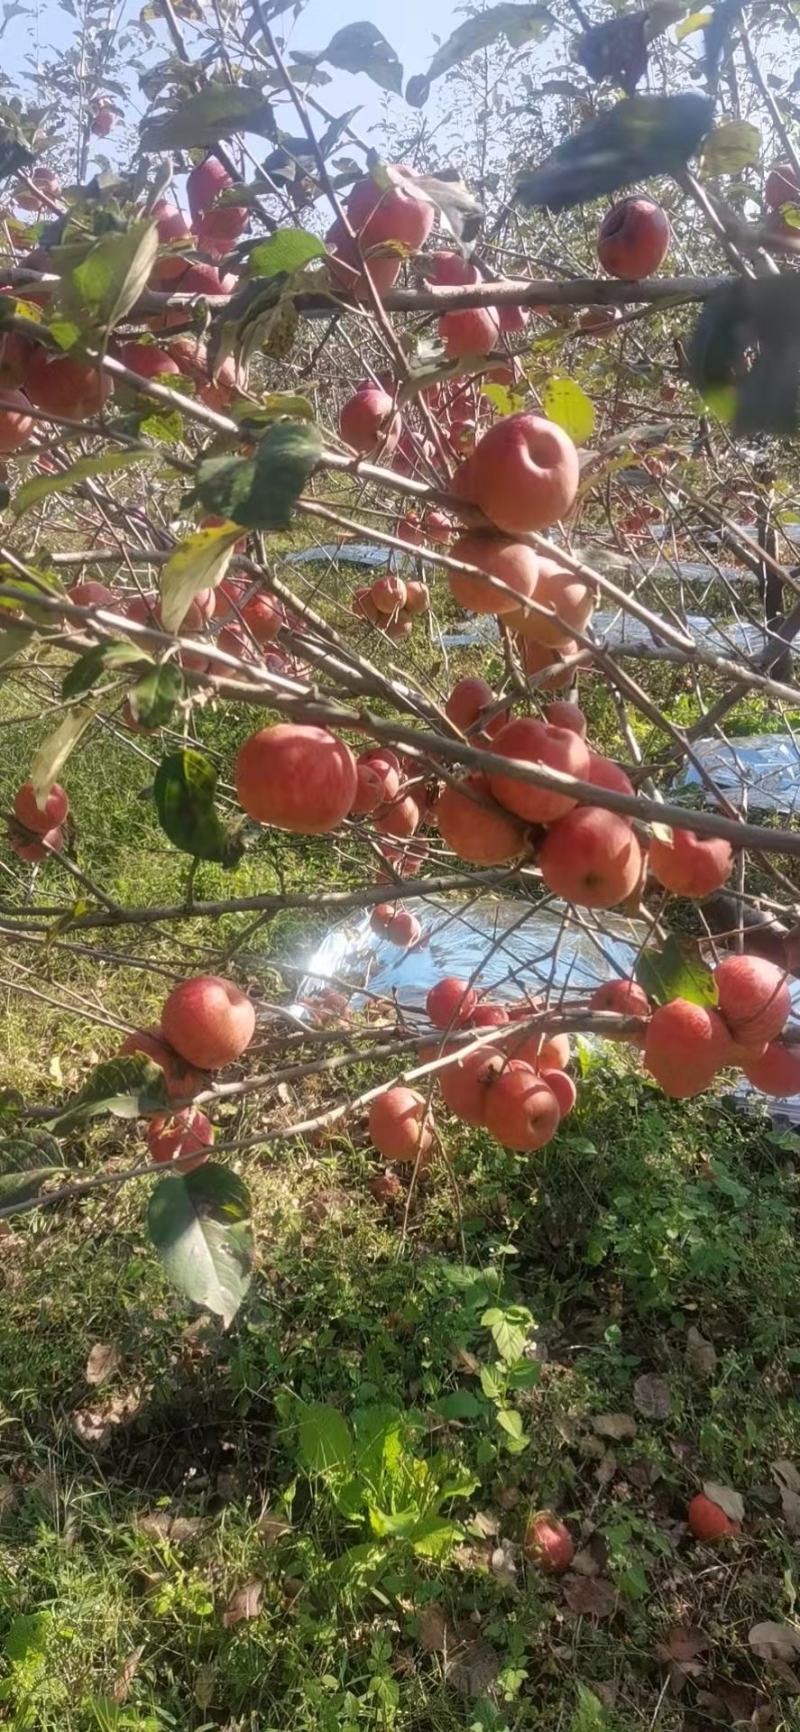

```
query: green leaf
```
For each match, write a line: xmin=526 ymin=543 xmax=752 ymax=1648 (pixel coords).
xmin=0 ymin=1165 xmax=64 ymax=1208
xmin=29 ymin=705 xmax=94 ymax=808
xmin=147 ymin=1163 xmax=253 ymax=1328
xmin=702 ymin=119 xmax=761 ymax=175
xmin=247 ymin=228 xmax=326 ymax=280
xmin=297 ymin=22 xmax=403 ymax=95
xmin=0 ymin=623 xmax=29 ymax=665
xmin=158 ymin=523 xmax=239 ymax=634
xmin=61 ymin=221 xmax=159 ymax=333
xmin=12 ymin=449 xmax=154 ymax=517
xmin=297 ymin=1402 xmax=354 ymax=1474
xmin=479 ymin=1363 xmax=504 ymax=1400
xmin=496 ymin=1407 xmax=524 ymax=1440
xmin=542 ymin=375 xmax=595 ymax=444
xmin=232 ymin=392 xmax=316 ymax=428
xmin=482 ymin=1305 xmax=529 ymax=1363
xmin=140 ymin=82 xmax=277 ymax=151
xmin=193 ymin=420 xmax=322 ymax=530
xmin=436 ymin=1390 xmax=482 ymax=1420
xmin=515 ymin=92 xmax=713 ymax=210
xmin=51 ymin=1055 xmax=168 ymax=1134
xmin=409 ymin=1515 xmax=462 ymax=1558
xmin=61 ymin=639 xmax=150 ymax=701
xmin=407 ymin=2 xmax=553 ymax=105
xmin=130 ymin=662 xmax=184 ymax=729
xmin=153 ymin=748 xmax=244 ymax=866
xmin=635 ymin=933 xmax=718 ymax=1007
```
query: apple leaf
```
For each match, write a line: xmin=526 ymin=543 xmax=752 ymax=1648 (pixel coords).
xmin=29 ymin=705 xmax=94 ymax=808
xmin=12 ymin=450 xmax=154 ymax=518
xmin=702 ymin=119 xmax=761 ymax=174
xmin=129 ymin=662 xmax=184 ymax=730
xmin=687 ymin=276 xmax=800 ymax=435
xmin=406 ymin=3 xmax=553 ymax=106
xmin=147 ymin=1163 xmax=253 ymax=1327
xmin=192 ymin=420 xmax=322 ymax=530
xmin=61 ymin=640 xmax=151 ymax=701
xmin=515 ymin=92 xmax=713 ymax=210
xmin=247 ymin=228 xmax=326 ymax=281
xmin=158 ymin=523 xmax=239 ymax=634
xmin=635 ymin=934 xmax=718 ymax=1007
xmin=153 ymin=748 xmax=245 ymax=866
xmin=140 ymin=81 xmax=277 ymax=150
xmin=542 ymin=375 xmax=595 ymax=443
xmin=51 ymin=1055 xmax=168 ymax=1134
xmin=61 ymin=221 xmax=159 ymax=333
xmin=292 ymin=22 xmax=403 ymax=96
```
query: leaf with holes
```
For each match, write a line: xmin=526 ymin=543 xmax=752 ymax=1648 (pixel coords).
xmin=406 ymin=3 xmax=553 ymax=106
xmin=542 ymin=375 xmax=595 ymax=444
xmin=193 ymin=420 xmax=322 ymax=531
xmin=12 ymin=450 xmax=154 ymax=518
xmin=61 ymin=222 xmax=159 ymax=333
xmin=636 ymin=933 xmax=718 ymax=1007
xmin=29 ymin=706 xmax=94 ymax=809
xmin=159 ymin=523 xmax=238 ymax=634
xmin=130 ymin=662 xmax=184 ymax=730
xmin=140 ymin=81 xmax=277 ymax=150
xmin=51 ymin=1055 xmax=168 ymax=1134
xmin=153 ymin=749 xmax=244 ymax=866
xmin=702 ymin=119 xmax=761 ymax=174
xmin=61 ymin=640 xmax=150 ymax=701
xmin=148 ymin=1163 xmax=253 ymax=1327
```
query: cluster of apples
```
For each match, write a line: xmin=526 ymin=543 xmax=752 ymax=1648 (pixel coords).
xmin=352 ymin=569 xmax=430 ymax=640
xmin=118 ymin=973 xmax=255 ymax=1170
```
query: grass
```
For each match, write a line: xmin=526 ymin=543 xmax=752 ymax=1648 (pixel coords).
xmin=3 ymin=561 xmax=800 ymax=1730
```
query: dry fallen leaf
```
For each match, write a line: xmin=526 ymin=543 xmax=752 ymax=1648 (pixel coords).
xmin=704 ymin=1481 xmax=745 ymax=1524
xmin=490 ymin=1539 xmax=518 ymax=1588
xmin=657 ymin=1626 xmax=711 ymax=1664
xmin=71 ymin=1386 xmax=143 ymax=1450
xmin=699 ymin=1679 xmax=769 ymax=1724
xmin=749 ymin=1622 xmax=800 ymax=1663
xmin=138 ymin=1511 xmax=205 ymax=1543
xmin=111 ymin=1646 xmax=144 ymax=1705
xmin=445 ymin=1633 xmax=500 ymax=1697
xmin=85 ymin=1342 xmax=121 ymax=1386
xmin=772 ymin=1461 xmax=800 ymax=1534
xmin=686 ymin=1326 xmax=717 ymax=1379
xmin=418 ymin=1603 xmax=452 ymax=1654
xmin=222 ymin=1578 xmax=263 ymax=1627
xmin=258 ymin=1513 xmax=292 ymax=1544
xmin=592 ymin=1412 xmax=637 ymax=1441
xmin=564 ymin=1576 xmax=617 ymax=1619
xmin=633 ymin=1373 xmax=671 ymax=1418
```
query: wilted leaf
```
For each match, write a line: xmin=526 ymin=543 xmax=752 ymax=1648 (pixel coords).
xmin=515 ymin=92 xmax=713 ymax=211
xmin=13 ymin=450 xmax=154 ymax=517
xmin=153 ymin=748 xmax=243 ymax=866
xmin=592 ymin=1412 xmax=637 ymax=1441
xmin=703 ymin=1481 xmax=745 ymax=1523
xmin=636 ymin=934 xmax=718 ymax=1008
xmin=138 ymin=1509 xmax=206 ymax=1542
xmin=0 ymin=1164 xmax=64 ymax=1208
xmin=159 ymin=523 xmax=238 ymax=634
xmin=657 ymin=1626 xmax=710 ymax=1664
xmin=297 ymin=21 xmax=403 ymax=95
xmin=130 ymin=662 xmax=184 ymax=730
xmin=52 ymin=1054 xmax=167 ymax=1134
xmin=542 ymin=375 xmax=595 ymax=444
xmin=445 ymin=1631 xmax=501 ymax=1695
xmin=772 ymin=1461 xmax=800 ymax=1533
xmin=406 ymin=2 xmax=553 ymax=106
xmin=147 ymin=1163 xmax=253 ymax=1327
xmin=141 ymin=81 xmax=277 ymax=150
xmin=193 ymin=420 xmax=322 ymax=531
xmin=564 ymin=1576 xmax=617 ymax=1618
xmin=749 ymin=1622 xmax=800 ymax=1663
xmin=633 ymin=1374 xmax=671 ymax=1418
xmin=62 ymin=639 xmax=150 ymax=701
xmin=111 ymin=1646 xmax=145 ymax=1704
xmin=61 ymin=222 xmax=159 ymax=333
xmin=85 ymin=1342 xmax=120 ymax=1386
xmin=29 ymin=706 xmax=94 ymax=809
xmin=71 ymin=1386 xmax=144 ymax=1450
xmin=258 ymin=1512 xmax=292 ymax=1544
xmin=222 ymin=1578 xmax=263 ymax=1626
xmin=419 ymin=1603 xmax=452 ymax=1652
xmin=702 ymin=119 xmax=761 ymax=175
xmin=686 ymin=1326 xmax=717 ymax=1379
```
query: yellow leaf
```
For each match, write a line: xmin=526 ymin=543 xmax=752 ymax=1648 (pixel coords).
xmin=159 ymin=524 xmax=240 ymax=634
xmin=30 ymin=706 xmax=94 ymax=807
xmin=542 ymin=375 xmax=595 ymax=445
xmin=702 ymin=120 xmax=761 ymax=175
xmin=675 ymin=8 xmax=712 ymax=38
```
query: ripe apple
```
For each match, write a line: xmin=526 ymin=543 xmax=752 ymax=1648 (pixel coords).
xmin=26 ymin=349 xmax=112 ymax=420
xmin=454 ymin=412 xmax=579 ymax=535
xmin=589 ymin=978 xmax=651 ymax=1038
xmin=235 ymin=723 xmax=357 ymax=833
xmin=487 ymin=717 xmax=591 ymax=824
xmin=374 ymin=793 xmax=420 ymax=839
xmin=426 ymin=977 xmax=478 ymax=1028
xmin=187 ymin=155 xmax=233 ymax=220
xmin=152 ymin=200 xmax=192 ymax=244
xmin=339 ymin=384 xmax=401 ymax=455
xmin=649 ymin=827 xmax=733 ymax=896
xmin=520 ymin=635 xmax=578 ymax=689
xmin=13 ymin=779 xmax=69 ymax=833
xmin=325 ymin=219 xmax=402 ymax=300
xmin=147 ymin=1107 xmax=213 ymax=1171
xmin=438 ymin=1046 xmax=500 ymax=1126
xmin=523 ymin=1510 xmax=574 ymax=1572
xmin=368 ymin=1086 xmax=433 ymax=1163
xmin=509 ymin=555 xmax=593 ymax=646
xmin=543 ymin=700 xmax=586 ymax=736
xmin=116 ymin=342 xmax=181 ymax=382
xmin=435 ymin=772 xmax=527 ymax=864
xmin=91 ymin=104 xmax=115 ymax=137
xmin=160 ymin=974 xmax=255 ymax=1070
xmin=9 ymin=823 xmax=63 ymax=862
xmin=764 ymin=161 xmax=800 ymax=209
xmin=484 ymin=1059 xmax=560 ymax=1150
xmin=538 ymin=806 xmax=644 ymax=907
xmin=346 ymin=171 xmax=434 ymax=252
xmin=713 ymin=954 xmax=790 ymax=1046
xmin=405 ymin=580 xmax=430 ymax=613
xmin=449 ymin=532 xmax=538 ymax=616
xmin=429 ymin=250 xmax=480 ymax=285
xmin=445 ymin=675 xmax=507 ymax=737
xmin=586 ymin=751 xmax=635 ymax=803
xmin=644 ymin=998 xmax=731 ymax=1098
xmin=371 ymin=573 xmax=407 ymax=614
xmin=540 ymin=1068 xmax=577 ymax=1117
xmin=598 ymin=197 xmax=671 ymax=278
xmin=438 ymin=306 xmax=500 ymax=358
xmin=370 ymin=903 xmax=421 ymax=947
xmin=687 ymin=1492 xmax=740 ymax=1541
xmin=498 ymin=302 xmax=531 ymax=333
xmin=740 ymin=1040 xmax=800 ymax=1096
